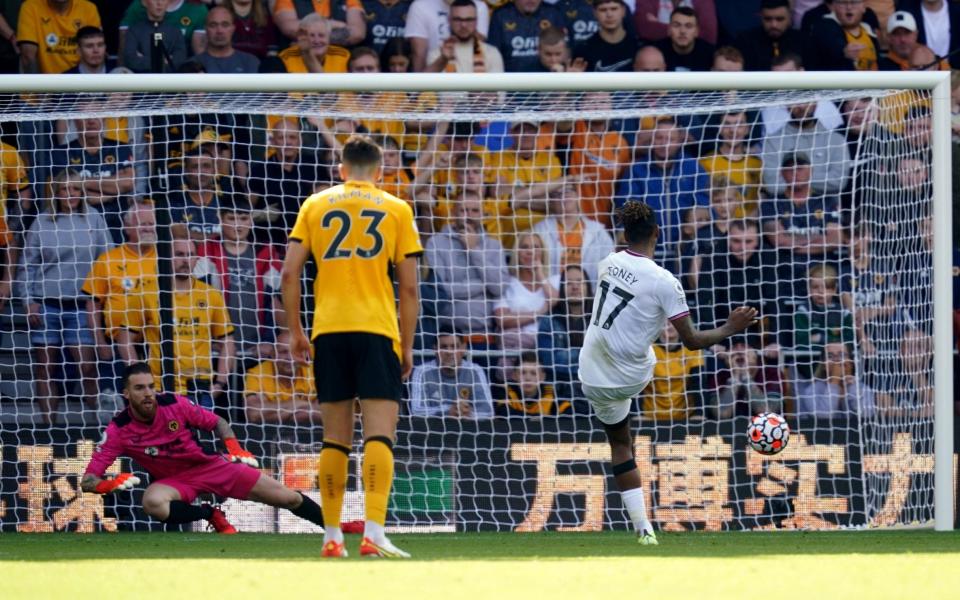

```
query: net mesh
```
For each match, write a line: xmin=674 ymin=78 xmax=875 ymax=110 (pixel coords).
xmin=0 ymin=86 xmax=940 ymax=533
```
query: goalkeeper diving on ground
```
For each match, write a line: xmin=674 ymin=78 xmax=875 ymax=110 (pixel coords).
xmin=81 ymin=363 xmax=325 ymax=534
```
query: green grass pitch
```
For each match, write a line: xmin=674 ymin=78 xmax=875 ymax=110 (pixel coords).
xmin=2 ymin=531 xmax=959 ymax=599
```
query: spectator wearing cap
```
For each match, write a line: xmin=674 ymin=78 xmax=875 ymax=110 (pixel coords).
xmin=635 ymin=0 xmax=717 ymax=45
xmin=899 ymin=0 xmax=960 ymax=68
xmin=426 ymin=0 xmax=504 ymax=73
xmin=734 ymin=0 xmax=803 ymax=71
xmin=272 ymin=0 xmax=366 ymax=46
xmin=63 ymin=26 xmax=115 ymax=74
xmin=120 ymin=0 xmax=188 ymax=73
xmin=760 ymin=99 xmax=850 ymax=197
xmin=805 ymin=0 xmax=879 ymax=71
xmin=409 ymin=327 xmax=495 ymax=419
xmin=191 ymin=6 xmax=260 ymax=73
xmin=572 ymin=0 xmax=637 ymax=73
xmin=488 ymin=0 xmax=566 ymax=72
xmin=653 ymin=6 xmax=715 ymax=72
xmin=406 ymin=0 xmax=490 ymax=72
xmin=880 ymin=10 xmax=920 ymax=70
xmin=50 ymin=102 xmax=135 ymax=244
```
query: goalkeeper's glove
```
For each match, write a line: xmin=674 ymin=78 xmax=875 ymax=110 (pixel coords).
xmin=224 ymin=438 xmax=259 ymax=468
xmin=94 ymin=473 xmax=141 ymax=494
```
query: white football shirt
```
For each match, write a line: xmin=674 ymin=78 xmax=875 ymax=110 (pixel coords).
xmin=578 ymin=250 xmax=690 ymax=388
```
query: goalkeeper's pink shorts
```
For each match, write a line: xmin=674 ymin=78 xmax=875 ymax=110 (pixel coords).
xmin=154 ymin=457 xmax=261 ymax=504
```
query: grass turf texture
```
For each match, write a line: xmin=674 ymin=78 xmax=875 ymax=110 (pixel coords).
xmin=2 ymin=531 xmax=959 ymax=599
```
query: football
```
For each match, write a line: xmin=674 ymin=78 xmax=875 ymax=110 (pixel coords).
xmin=747 ymin=412 xmax=790 ymax=455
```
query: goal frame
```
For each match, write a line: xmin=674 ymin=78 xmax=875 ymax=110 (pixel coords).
xmin=0 ymin=71 xmax=952 ymax=531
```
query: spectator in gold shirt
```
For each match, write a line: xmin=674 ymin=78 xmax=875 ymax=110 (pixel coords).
xmin=244 ymin=330 xmax=318 ymax=425
xmin=642 ymin=324 xmax=705 ymax=421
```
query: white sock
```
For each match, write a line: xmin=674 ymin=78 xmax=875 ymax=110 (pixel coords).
xmin=364 ymin=520 xmax=386 ymax=543
xmin=323 ymin=526 xmax=343 ymax=545
xmin=621 ymin=488 xmax=652 ymax=534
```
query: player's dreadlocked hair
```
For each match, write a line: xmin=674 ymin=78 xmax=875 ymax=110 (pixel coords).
xmin=617 ymin=200 xmax=658 ymax=244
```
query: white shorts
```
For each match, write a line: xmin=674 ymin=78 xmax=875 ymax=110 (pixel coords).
xmin=581 ymin=377 xmax=652 ymax=425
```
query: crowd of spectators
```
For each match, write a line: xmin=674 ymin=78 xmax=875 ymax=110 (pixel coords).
xmin=0 ymin=0 xmax=955 ymax=427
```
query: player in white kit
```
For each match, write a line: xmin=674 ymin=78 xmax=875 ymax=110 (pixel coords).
xmin=578 ymin=201 xmax=757 ymax=545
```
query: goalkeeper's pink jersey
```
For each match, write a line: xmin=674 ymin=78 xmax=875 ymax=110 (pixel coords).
xmin=85 ymin=393 xmax=222 ymax=480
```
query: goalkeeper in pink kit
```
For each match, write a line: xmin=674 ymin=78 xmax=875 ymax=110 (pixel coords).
xmin=82 ymin=363 xmax=325 ymax=533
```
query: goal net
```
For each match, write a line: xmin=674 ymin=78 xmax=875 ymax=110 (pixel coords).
xmin=0 ymin=78 xmax=951 ymax=533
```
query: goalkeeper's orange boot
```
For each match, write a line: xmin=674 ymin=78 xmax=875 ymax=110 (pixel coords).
xmin=321 ymin=540 xmax=348 ymax=558
xmin=360 ymin=536 xmax=411 ymax=558
xmin=205 ymin=505 xmax=237 ymax=534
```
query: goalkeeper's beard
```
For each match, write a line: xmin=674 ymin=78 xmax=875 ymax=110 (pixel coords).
xmin=130 ymin=398 xmax=156 ymax=421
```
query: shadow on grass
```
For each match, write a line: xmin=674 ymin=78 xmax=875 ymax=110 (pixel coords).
xmin=1 ymin=531 xmax=959 ymax=561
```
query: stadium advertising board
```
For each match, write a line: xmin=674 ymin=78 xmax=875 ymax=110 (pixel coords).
xmin=1 ymin=418 xmax=956 ymax=532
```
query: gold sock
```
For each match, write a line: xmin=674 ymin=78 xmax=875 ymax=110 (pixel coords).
xmin=317 ymin=439 xmax=350 ymax=530
xmin=362 ymin=436 xmax=394 ymax=526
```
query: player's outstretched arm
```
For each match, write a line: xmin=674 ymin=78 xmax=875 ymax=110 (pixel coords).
xmin=670 ymin=306 xmax=758 ymax=351
xmin=214 ymin=417 xmax=260 ymax=468
xmin=80 ymin=473 xmax=141 ymax=494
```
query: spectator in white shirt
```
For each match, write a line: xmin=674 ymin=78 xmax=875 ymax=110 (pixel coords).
xmin=494 ymin=231 xmax=560 ymax=351
xmin=405 ymin=0 xmax=489 ymax=72
xmin=426 ymin=0 xmax=503 ymax=72
xmin=760 ymin=53 xmax=843 ymax=135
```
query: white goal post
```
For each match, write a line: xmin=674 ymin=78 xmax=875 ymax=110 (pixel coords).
xmin=0 ymin=71 xmax=952 ymax=532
